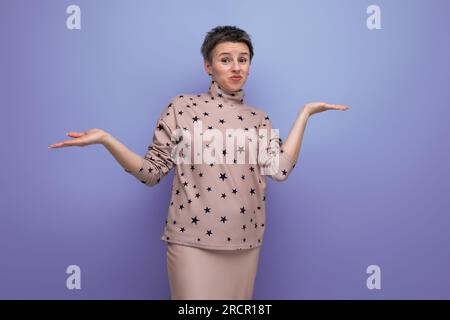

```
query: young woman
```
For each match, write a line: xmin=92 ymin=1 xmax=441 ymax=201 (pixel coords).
xmin=49 ymin=25 xmax=350 ymax=299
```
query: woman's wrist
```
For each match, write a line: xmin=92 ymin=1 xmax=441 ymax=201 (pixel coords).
xmin=298 ymin=107 xmax=310 ymax=119
xmin=101 ymin=132 xmax=114 ymax=147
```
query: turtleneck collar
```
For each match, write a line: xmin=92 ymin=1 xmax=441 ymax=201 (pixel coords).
xmin=208 ymin=79 xmax=245 ymax=105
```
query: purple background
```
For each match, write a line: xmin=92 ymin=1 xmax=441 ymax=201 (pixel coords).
xmin=1 ymin=0 xmax=450 ymax=299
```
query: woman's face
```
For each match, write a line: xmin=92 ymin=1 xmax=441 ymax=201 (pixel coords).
xmin=204 ymin=41 xmax=251 ymax=93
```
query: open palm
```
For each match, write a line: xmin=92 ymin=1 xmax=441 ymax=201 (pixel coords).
xmin=49 ymin=128 xmax=108 ymax=149
xmin=303 ymin=102 xmax=350 ymax=116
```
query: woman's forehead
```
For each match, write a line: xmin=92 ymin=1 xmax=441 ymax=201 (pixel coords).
xmin=214 ymin=41 xmax=249 ymax=55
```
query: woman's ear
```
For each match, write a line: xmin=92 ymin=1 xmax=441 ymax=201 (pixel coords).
xmin=204 ymin=59 xmax=212 ymax=77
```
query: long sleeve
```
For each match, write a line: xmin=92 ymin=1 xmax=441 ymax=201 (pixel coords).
xmin=126 ymin=97 xmax=179 ymax=186
xmin=257 ymin=111 xmax=297 ymax=181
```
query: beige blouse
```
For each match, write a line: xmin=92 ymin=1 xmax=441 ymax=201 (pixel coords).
xmin=126 ymin=80 xmax=297 ymax=250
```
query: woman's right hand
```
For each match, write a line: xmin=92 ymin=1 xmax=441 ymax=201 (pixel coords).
xmin=48 ymin=128 xmax=110 ymax=149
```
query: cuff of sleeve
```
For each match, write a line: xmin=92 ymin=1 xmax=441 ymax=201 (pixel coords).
xmin=124 ymin=158 xmax=145 ymax=176
xmin=280 ymin=150 xmax=296 ymax=168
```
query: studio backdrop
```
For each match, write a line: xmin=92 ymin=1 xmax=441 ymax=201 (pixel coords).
xmin=1 ymin=0 xmax=449 ymax=299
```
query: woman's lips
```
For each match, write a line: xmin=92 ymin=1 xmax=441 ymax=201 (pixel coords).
xmin=230 ymin=76 xmax=242 ymax=81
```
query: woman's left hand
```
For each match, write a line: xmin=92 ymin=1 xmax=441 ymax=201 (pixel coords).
xmin=301 ymin=102 xmax=350 ymax=117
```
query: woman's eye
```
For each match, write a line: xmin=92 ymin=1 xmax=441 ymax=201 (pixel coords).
xmin=221 ymin=58 xmax=247 ymax=63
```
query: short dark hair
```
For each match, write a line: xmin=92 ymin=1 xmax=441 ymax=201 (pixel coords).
xmin=201 ymin=25 xmax=254 ymax=64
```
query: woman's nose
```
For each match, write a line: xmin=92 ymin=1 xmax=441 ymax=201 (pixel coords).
xmin=231 ymin=61 xmax=241 ymax=71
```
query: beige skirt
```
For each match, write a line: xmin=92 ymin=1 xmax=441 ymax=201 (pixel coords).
xmin=166 ymin=242 xmax=261 ymax=300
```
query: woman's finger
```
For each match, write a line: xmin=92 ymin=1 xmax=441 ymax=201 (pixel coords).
xmin=49 ymin=139 xmax=82 ymax=148
xmin=67 ymin=131 xmax=84 ymax=137
xmin=48 ymin=142 xmax=65 ymax=148
xmin=328 ymin=104 xmax=350 ymax=110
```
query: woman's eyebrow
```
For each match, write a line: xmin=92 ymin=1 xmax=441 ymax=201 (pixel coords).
xmin=218 ymin=52 xmax=249 ymax=56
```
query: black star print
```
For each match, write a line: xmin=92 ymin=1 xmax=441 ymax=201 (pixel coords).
xmin=173 ymin=220 xmax=176 ymax=224
xmin=195 ymin=193 xmax=200 ymax=198
xmin=157 ymin=123 xmax=164 ymax=131
xmin=190 ymin=165 xmax=195 ymax=171
xmin=180 ymin=227 xmax=185 ymax=232
xmin=191 ymin=216 xmax=199 ymax=224
xmin=206 ymin=186 xmax=212 ymax=192
xmin=219 ymin=173 xmax=228 ymax=181
xmin=178 ymin=110 xmax=183 ymax=115
xmin=282 ymin=169 xmax=287 ymax=176
xmin=240 ymin=207 xmax=246 ymax=214
xmin=199 ymin=172 xmax=203 ymax=177
xmin=250 ymin=166 xmax=255 ymax=172
xmin=183 ymin=181 xmax=188 ymax=187
xmin=203 ymin=112 xmax=209 ymax=116
xmin=175 ymin=189 xmax=180 ymax=195
xmin=241 ymin=175 xmax=245 ymax=180
xmin=242 ymin=224 xmax=246 ymax=230
xmin=206 ymin=230 xmax=213 ymax=236
xmin=220 ymin=216 xmax=228 ymax=223
xmin=238 ymin=115 xmax=244 ymax=121
xmin=204 ymin=207 xmax=211 ymax=214
xmin=207 ymin=126 xmax=213 ymax=130
xmin=250 ymin=188 xmax=256 ymax=195
xmin=227 ymin=237 xmax=232 ymax=242
xmin=179 ymin=204 xmax=184 ymax=210
xmin=232 ymin=188 xmax=237 ymax=194
xmin=219 ymin=119 xmax=225 ymax=124
xmin=221 ymin=193 xmax=226 ymax=199
xmin=218 ymin=104 xmax=223 ymax=108
xmin=187 ymin=199 xmax=192 ymax=204
xmin=222 ymin=149 xmax=227 ymax=156
xmin=192 ymin=116 xmax=199 ymax=122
